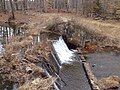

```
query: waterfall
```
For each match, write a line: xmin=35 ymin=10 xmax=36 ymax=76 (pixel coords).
xmin=53 ymin=36 xmax=75 ymax=64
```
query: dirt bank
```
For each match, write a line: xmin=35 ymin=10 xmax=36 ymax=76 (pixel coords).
xmin=0 ymin=12 xmax=120 ymax=48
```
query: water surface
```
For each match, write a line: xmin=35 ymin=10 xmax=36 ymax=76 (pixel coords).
xmin=86 ymin=52 xmax=120 ymax=79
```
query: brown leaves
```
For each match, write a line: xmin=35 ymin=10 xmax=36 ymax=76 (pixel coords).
xmin=98 ymin=76 xmax=120 ymax=90
xmin=0 ymin=33 xmax=53 ymax=88
xmin=19 ymin=77 xmax=56 ymax=90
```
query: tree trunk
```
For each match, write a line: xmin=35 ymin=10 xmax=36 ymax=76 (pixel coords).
xmin=9 ymin=0 xmax=15 ymax=19
xmin=75 ymin=0 xmax=78 ymax=13
xmin=0 ymin=0 xmax=2 ymax=11
xmin=0 ymin=0 xmax=6 ymax=12
xmin=82 ymin=0 xmax=85 ymax=15
xmin=23 ymin=0 xmax=27 ymax=11
xmin=67 ymin=0 xmax=71 ymax=12
xmin=53 ymin=0 xmax=56 ymax=10
xmin=3 ymin=0 xmax=6 ymax=11
xmin=14 ymin=0 xmax=18 ymax=10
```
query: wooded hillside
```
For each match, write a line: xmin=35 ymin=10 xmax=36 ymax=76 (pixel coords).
xmin=0 ymin=0 xmax=120 ymax=20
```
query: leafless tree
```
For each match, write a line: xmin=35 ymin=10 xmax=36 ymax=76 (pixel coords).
xmin=9 ymin=0 xmax=15 ymax=19
xmin=13 ymin=0 xmax=18 ymax=10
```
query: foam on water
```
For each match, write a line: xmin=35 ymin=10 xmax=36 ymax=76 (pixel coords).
xmin=53 ymin=37 xmax=74 ymax=64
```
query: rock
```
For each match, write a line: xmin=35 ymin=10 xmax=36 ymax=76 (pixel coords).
xmin=92 ymin=64 xmax=96 ymax=67
xmin=26 ymin=67 xmax=33 ymax=74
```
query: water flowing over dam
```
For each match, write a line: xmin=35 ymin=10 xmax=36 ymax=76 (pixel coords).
xmin=53 ymin=36 xmax=75 ymax=64
xmin=52 ymin=37 xmax=91 ymax=90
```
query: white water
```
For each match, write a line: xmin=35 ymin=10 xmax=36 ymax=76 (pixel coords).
xmin=53 ymin=37 xmax=74 ymax=64
xmin=0 ymin=42 xmax=4 ymax=54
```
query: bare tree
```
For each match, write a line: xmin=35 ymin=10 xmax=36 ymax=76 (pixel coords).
xmin=23 ymin=0 xmax=27 ymax=11
xmin=0 ymin=0 xmax=2 ymax=11
xmin=9 ymin=0 xmax=15 ymax=19
xmin=0 ymin=0 xmax=6 ymax=12
xmin=13 ymin=0 xmax=18 ymax=10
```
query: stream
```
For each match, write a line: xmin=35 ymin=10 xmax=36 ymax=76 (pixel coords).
xmin=52 ymin=37 xmax=91 ymax=90
xmin=52 ymin=36 xmax=120 ymax=90
xmin=86 ymin=51 xmax=120 ymax=79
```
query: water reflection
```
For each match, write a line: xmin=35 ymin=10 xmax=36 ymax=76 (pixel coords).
xmin=86 ymin=51 xmax=120 ymax=79
xmin=33 ymin=34 xmax=41 ymax=45
xmin=0 ymin=26 xmax=25 ymax=44
xmin=0 ymin=26 xmax=43 ymax=90
xmin=0 ymin=26 xmax=24 ymax=90
xmin=0 ymin=42 xmax=4 ymax=54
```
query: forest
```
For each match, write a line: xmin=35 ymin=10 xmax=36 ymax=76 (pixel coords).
xmin=0 ymin=0 xmax=120 ymax=20
xmin=0 ymin=0 xmax=120 ymax=90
